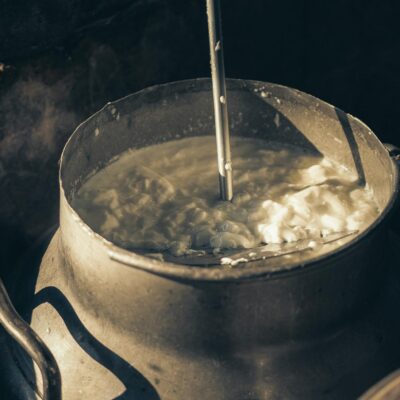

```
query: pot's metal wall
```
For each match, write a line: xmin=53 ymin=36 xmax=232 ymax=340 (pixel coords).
xmin=58 ymin=189 xmax=387 ymax=347
xmin=11 ymin=217 xmax=397 ymax=400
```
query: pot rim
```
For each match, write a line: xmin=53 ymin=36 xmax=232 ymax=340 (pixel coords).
xmin=59 ymin=78 xmax=400 ymax=282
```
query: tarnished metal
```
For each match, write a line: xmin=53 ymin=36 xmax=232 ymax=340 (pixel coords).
xmin=1 ymin=79 xmax=400 ymax=399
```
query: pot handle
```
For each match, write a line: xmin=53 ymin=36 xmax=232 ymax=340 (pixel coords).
xmin=0 ymin=277 xmax=61 ymax=400
xmin=384 ymin=143 xmax=400 ymax=162
xmin=359 ymin=369 xmax=400 ymax=399
xmin=384 ymin=143 xmax=400 ymax=173
xmin=384 ymin=143 xmax=400 ymax=234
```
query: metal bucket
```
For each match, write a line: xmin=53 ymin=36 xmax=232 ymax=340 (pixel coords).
xmin=1 ymin=79 xmax=399 ymax=399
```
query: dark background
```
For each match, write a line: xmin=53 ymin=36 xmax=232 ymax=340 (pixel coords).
xmin=0 ymin=0 xmax=400 ymax=274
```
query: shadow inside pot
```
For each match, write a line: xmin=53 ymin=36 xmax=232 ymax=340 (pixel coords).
xmin=335 ymin=107 xmax=366 ymax=187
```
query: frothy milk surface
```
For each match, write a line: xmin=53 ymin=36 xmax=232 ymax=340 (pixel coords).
xmin=72 ymin=136 xmax=379 ymax=257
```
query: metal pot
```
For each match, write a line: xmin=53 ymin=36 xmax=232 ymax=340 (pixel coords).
xmin=1 ymin=78 xmax=399 ymax=400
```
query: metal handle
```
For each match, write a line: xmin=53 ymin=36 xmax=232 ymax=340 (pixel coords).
xmin=0 ymin=277 xmax=61 ymax=400
xmin=384 ymin=143 xmax=400 ymax=161
xmin=359 ymin=370 xmax=400 ymax=400
xmin=384 ymin=143 xmax=400 ymax=235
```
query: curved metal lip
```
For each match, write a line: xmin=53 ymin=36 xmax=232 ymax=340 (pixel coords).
xmin=59 ymin=78 xmax=400 ymax=282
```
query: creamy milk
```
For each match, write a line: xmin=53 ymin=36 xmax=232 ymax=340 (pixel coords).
xmin=72 ymin=136 xmax=379 ymax=256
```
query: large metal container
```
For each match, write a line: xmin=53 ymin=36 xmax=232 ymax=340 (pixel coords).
xmin=1 ymin=79 xmax=400 ymax=400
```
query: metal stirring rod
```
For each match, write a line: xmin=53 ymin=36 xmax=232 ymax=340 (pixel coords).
xmin=206 ymin=0 xmax=234 ymax=201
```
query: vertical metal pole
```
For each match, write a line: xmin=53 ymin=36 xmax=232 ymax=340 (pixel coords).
xmin=206 ymin=0 xmax=234 ymax=201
